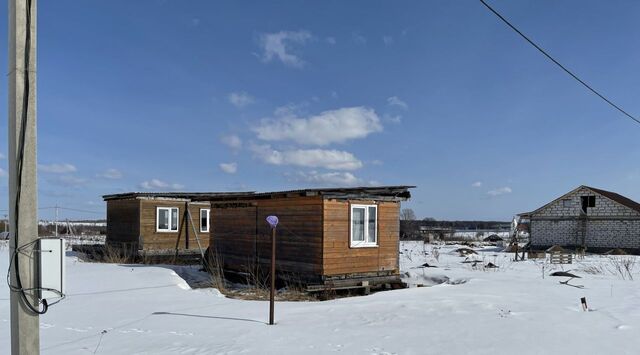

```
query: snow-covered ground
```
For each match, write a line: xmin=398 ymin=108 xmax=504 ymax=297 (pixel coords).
xmin=1 ymin=240 xmax=640 ymax=354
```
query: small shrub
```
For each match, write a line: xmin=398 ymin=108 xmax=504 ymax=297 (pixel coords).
xmin=432 ymin=248 xmax=440 ymax=262
xmin=606 ymin=256 xmax=637 ymax=281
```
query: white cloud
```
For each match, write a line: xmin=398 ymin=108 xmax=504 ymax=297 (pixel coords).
xmin=228 ymin=91 xmax=255 ymax=108
xmin=294 ymin=171 xmax=364 ymax=187
xmin=387 ymin=96 xmax=408 ymax=110
xmin=352 ymin=32 xmax=367 ymax=45
xmin=259 ymin=30 xmax=312 ymax=68
xmin=382 ymin=35 xmax=394 ymax=45
xmin=48 ymin=175 xmax=87 ymax=187
xmin=139 ymin=179 xmax=184 ymax=191
xmin=219 ymin=162 xmax=238 ymax=174
xmin=221 ymin=134 xmax=243 ymax=150
xmin=487 ymin=187 xmax=512 ymax=196
xmin=325 ymin=37 xmax=336 ymax=45
xmin=383 ymin=114 xmax=402 ymax=124
xmin=252 ymin=106 xmax=382 ymax=146
xmin=273 ymin=102 xmax=308 ymax=117
xmin=472 ymin=181 xmax=482 ymax=188
xmin=97 ymin=168 xmax=123 ymax=179
xmin=39 ymin=163 xmax=77 ymax=174
xmin=0 ymin=168 xmax=6 ymax=178
xmin=0 ymin=152 xmax=5 ymax=160
xmin=251 ymin=144 xmax=363 ymax=170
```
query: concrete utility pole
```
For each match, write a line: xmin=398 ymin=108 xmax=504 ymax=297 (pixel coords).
xmin=9 ymin=0 xmax=40 ymax=353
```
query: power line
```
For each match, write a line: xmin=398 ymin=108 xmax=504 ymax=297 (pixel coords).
xmin=40 ymin=206 xmax=104 ymax=215
xmin=0 ymin=206 xmax=104 ymax=215
xmin=479 ymin=0 xmax=640 ymax=126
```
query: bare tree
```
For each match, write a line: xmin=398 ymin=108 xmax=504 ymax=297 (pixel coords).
xmin=400 ymin=208 xmax=417 ymax=221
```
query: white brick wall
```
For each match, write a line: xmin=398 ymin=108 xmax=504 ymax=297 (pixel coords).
xmin=530 ymin=187 xmax=640 ymax=249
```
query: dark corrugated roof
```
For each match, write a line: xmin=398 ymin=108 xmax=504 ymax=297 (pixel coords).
xmin=102 ymin=192 xmax=253 ymax=201
xmin=585 ymin=186 xmax=640 ymax=213
xmin=220 ymin=185 xmax=414 ymax=201
xmin=103 ymin=186 xmax=415 ymax=202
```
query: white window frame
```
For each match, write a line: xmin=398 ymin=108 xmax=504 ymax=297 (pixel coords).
xmin=350 ymin=204 xmax=378 ymax=248
xmin=156 ymin=207 xmax=179 ymax=232
xmin=200 ymin=208 xmax=210 ymax=233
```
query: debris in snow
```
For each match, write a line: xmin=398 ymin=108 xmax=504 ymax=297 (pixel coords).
xmin=559 ymin=280 xmax=584 ymax=289
xmin=455 ymin=247 xmax=478 ymax=256
xmin=413 ymin=262 xmax=437 ymax=268
xmin=550 ymin=271 xmax=584 ymax=288
xmin=604 ymin=248 xmax=628 ymax=255
xmin=546 ymin=245 xmax=565 ymax=253
xmin=485 ymin=262 xmax=499 ymax=268
xmin=483 ymin=234 xmax=503 ymax=242
xmin=550 ymin=271 xmax=581 ymax=278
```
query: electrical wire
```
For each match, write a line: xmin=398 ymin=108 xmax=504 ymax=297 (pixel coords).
xmin=479 ymin=0 xmax=640 ymax=126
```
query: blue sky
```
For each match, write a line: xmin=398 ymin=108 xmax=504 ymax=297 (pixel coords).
xmin=1 ymin=0 xmax=640 ymax=221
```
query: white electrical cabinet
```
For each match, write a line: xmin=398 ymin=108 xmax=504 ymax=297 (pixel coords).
xmin=38 ymin=238 xmax=66 ymax=301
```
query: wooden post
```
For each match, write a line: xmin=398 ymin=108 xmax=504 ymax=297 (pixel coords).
xmin=269 ymin=226 xmax=276 ymax=325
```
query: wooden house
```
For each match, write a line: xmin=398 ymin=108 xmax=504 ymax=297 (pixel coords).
xmin=207 ymin=186 xmax=413 ymax=289
xmin=102 ymin=192 xmax=243 ymax=253
xmin=103 ymin=186 xmax=414 ymax=288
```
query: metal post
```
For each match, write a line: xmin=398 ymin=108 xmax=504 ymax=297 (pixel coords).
xmin=269 ymin=226 xmax=276 ymax=325
xmin=54 ymin=205 xmax=58 ymax=237
xmin=9 ymin=0 xmax=40 ymax=353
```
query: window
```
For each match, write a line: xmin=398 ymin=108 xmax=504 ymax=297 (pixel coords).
xmin=562 ymin=199 xmax=572 ymax=208
xmin=156 ymin=207 xmax=179 ymax=232
xmin=350 ymin=204 xmax=377 ymax=247
xmin=580 ymin=196 xmax=596 ymax=213
xmin=200 ymin=209 xmax=210 ymax=233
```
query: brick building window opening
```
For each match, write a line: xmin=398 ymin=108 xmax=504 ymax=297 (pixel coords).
xmin=580 ymin=196 xmax=596 ymax=213
xmin=562 ymin=199 xmax=572 ymax=208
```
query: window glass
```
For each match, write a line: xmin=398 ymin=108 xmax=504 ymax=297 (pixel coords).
xmin=352 ymin=207 xmax=365 ymax=241
xmin=158 ymin=209 xmax=169 ymax=230
xmin=367 ymin=206 xmax=377 ymax=243
xmin=171 ymin=208 xmax=178 ymax=231
xmin=200 ymin=209 xmax=209 ymax=232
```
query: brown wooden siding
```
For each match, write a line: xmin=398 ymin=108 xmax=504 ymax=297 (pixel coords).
xmin=106 ymin=199 xmax=140 ymax=245
xmin=210 ymin=196 xmax=324 ymax=280
xmin=139 ymin=199 xmax=210 ymax=250
xmin=322 ymin=199 xmax=400 ymax=276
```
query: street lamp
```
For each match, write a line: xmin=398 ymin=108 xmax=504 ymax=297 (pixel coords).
xmin=265 ymin=215 xmax=278 ymax=325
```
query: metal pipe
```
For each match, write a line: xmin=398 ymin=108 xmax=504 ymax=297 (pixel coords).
xmin=269 ymin=226 xmax=276 ymax=325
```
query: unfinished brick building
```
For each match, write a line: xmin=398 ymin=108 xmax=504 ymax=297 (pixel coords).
xmin=519 ymin=186 xmax=640 ymax=253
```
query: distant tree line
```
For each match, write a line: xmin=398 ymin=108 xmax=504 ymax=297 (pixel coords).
xmin=38 ymin=221 xmax=106 ymax=237
xmin=400 ymin=208 xmax=510 ymax=240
